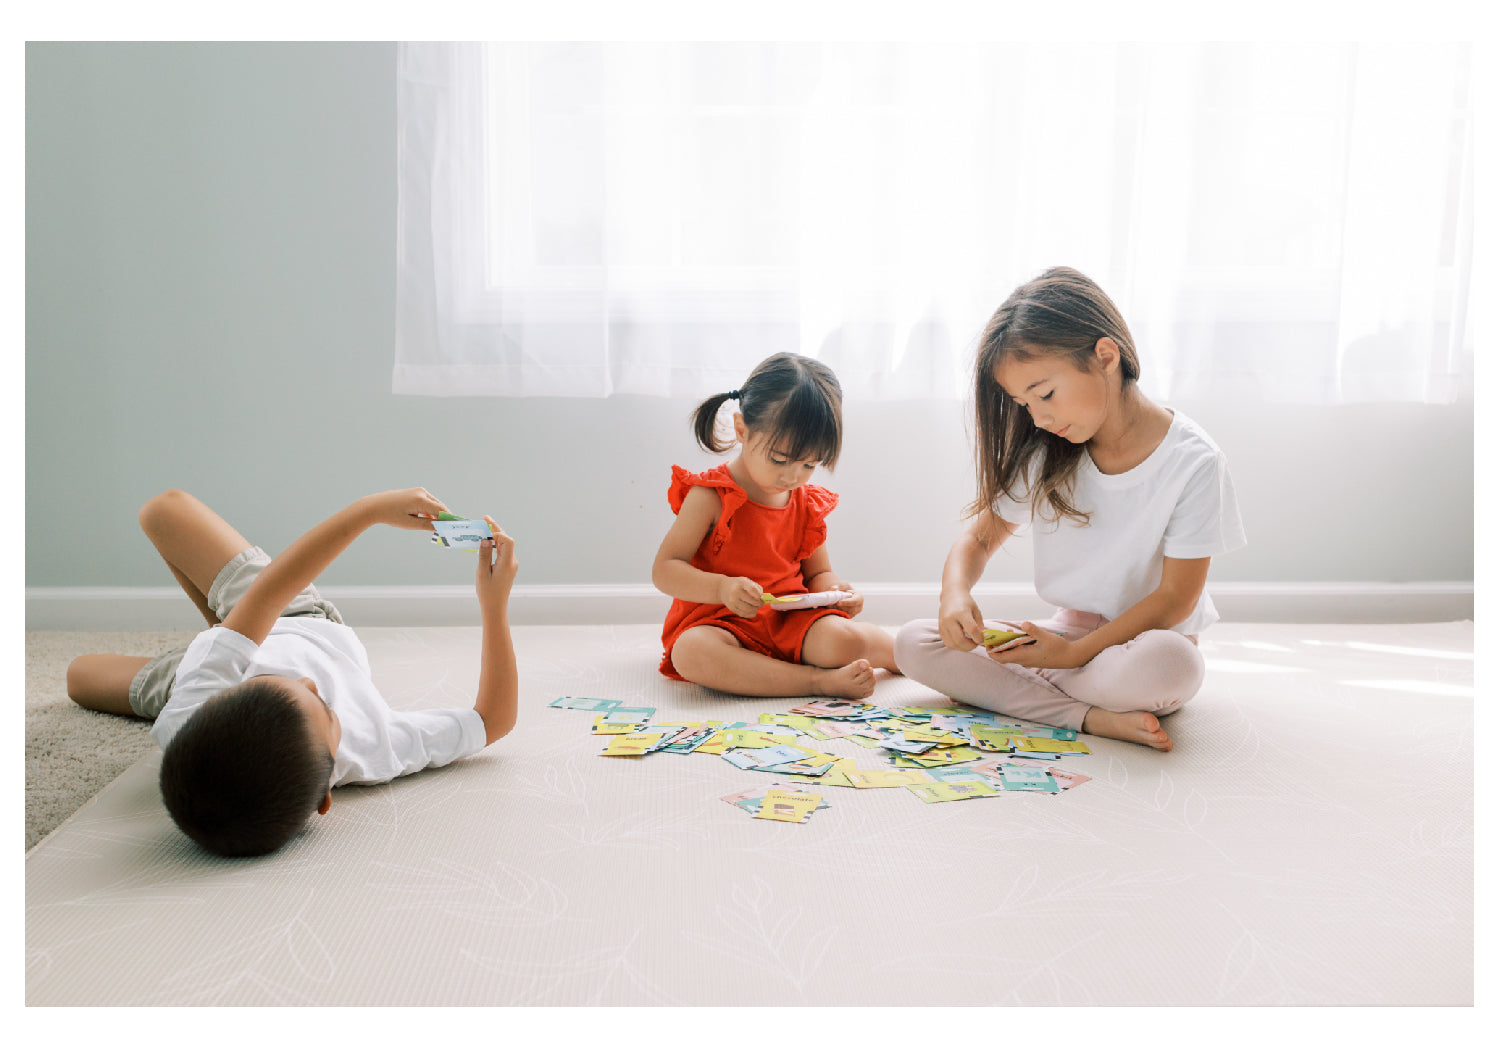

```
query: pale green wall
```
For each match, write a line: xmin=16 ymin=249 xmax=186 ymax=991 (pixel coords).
xmin=25 ymin=42 xmax=1474 ymax=594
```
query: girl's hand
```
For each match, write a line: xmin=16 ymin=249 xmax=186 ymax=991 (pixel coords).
xmin=360 ymin=487 xmax=450 ymax=531
xmin=832 ymin=584 xmax=864 ymax=617
xmin=985 ymin=621 xmax=1083 ymax=670
xmin=476 ymin=516 xmax=518 ymax=616
xmin=937 ymin=592 xmax=985 ymax=651
xmin=718 ymin=576 xmax=764 ymax=619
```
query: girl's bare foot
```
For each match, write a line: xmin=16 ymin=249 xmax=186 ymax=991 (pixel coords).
xmin=814 ymin=659 xmax=876 ymax=699
xmin=1081 ymin=708 xmax=1173 ymax=751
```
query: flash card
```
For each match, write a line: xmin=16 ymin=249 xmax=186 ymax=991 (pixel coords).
xmin=755 ymin=789 xmax=825 ymax=823
xmin=846 ymin=769 xmax=930 ymax=789
xmin=906 ymin=780 xmax=1001 ymax=804
xmin=721 ymin=783 xmax=828 ymax=816
xmin=969 ymin=726 xmax=1022 ymax=752
xmin=550 ymin=696 xmax=623 ymax=711
xmin=429 ymin=518 xmax=493 ymax=548
xmin=748 ymin=744 xmax=816 ymax=768
xmin=599 ymin=731 xmax=668 ymax=757
xmin=999 ymin=766 xmax=1061 ymax=793
xmin=1011 ymin=736 xmax=1091 ymax=756
xmin=761 ymin=589 xmax=852 ymax=611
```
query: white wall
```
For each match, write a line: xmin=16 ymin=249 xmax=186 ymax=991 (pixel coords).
xmin=25 ymin=43 xmax=1474 ymax=625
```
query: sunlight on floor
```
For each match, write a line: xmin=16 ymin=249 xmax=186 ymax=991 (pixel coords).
xmin=1339 ymin=679 xmax=1473 ymax=697
xmin=1303 ymin=640 xmax=1472 ymax=661
xmin=1204 ymin=658 xmax=1313 ymax=674
xmin=1231 ymin=640 xmax=1297 ymax=653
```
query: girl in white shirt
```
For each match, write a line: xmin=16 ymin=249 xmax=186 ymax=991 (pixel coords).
xmin=894 ymin=267 xmax=1245 ymax=750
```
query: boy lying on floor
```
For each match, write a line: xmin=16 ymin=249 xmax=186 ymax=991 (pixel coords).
xmin=66 ymin=487 xmax=519 ymax=857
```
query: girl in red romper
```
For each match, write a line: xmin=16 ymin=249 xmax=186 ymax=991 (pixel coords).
xmin=652 ymin=353 xmax=899 ymax=699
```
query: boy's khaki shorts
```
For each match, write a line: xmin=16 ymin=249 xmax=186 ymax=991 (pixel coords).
xmin=127 ymin=546 xmax=343 ymax=718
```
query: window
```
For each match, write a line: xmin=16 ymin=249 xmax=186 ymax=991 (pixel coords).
xmin=395 ymin=42 xmax=1474 ymax=403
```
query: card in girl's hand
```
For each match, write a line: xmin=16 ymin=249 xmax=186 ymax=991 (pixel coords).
xmin=430 ymin=518 xmax=493 ymax=548
xmin=761 ymin=589 xmax=852 ymax=610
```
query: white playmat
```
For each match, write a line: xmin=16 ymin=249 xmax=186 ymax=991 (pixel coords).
xmin=25 ymin=621 xmax=1473 ymax=1006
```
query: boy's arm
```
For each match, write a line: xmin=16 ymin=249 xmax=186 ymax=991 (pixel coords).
xmin=473 ymin=517 xmax=519 ymax=745
xmin=222 ymin=488 xmax=448 ymax=646
xmin=651 ymin=486 xmax=762 ymax=618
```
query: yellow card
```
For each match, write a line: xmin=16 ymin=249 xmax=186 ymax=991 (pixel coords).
xmin=1013 ymin=737 xmax=1092 ymax=755
xmin=786 ymin=757 xmax=857 ymax=785
xmin=599 ymin=731 xmax=667 ymax=757
xmin=907 ymin=780 xmax=1000 ymax=803
xmin=902 ymin=746 xmax=984 ymax=767
xmin=695 ymin=731 xmax=731 ymax=755
xmin=591 ymin=715 xmax=644 ymax=735
xmin=760 ymin=713 xmax=817 ymax=730
xmin=846 ymin=769 xmax=931 ymax=788
xmin=903 ymin=728 xmax=964 ymax=746
xmin=721 ymin=729 xmax=790 ymax=748
xmin=969 ymin=726 xmax=1023 ymax=751
xmin=982 ymin=628 xmax=1028 ymax=647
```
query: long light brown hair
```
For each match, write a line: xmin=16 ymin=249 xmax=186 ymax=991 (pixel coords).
xmin=966 ymin=267 xmax=1141 ymax=525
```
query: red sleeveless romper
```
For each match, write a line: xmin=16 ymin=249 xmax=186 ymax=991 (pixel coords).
xmin=659 ymin=464 xmax=850 ymax=680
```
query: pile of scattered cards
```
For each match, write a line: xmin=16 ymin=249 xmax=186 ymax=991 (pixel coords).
xmin=550 ymin=693 xmax=1095 ymax=824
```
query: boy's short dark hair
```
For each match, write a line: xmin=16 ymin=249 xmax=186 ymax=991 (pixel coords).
xmin=158 ymin=678 xmax=335 ymax=857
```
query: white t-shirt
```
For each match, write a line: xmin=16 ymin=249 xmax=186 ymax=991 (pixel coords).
xmin=991 ymin=410 xmax=1245 ymax=635
xmin=151 ymin=618 xmax=487 ymax=786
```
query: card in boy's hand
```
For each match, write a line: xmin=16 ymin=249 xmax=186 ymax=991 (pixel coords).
xmin=429 ymin=518 xmax=494 ymax=549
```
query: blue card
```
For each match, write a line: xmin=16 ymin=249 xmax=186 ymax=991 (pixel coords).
xmin=430 ymin=518 xmax=492 ymax=549
xmin=550 ymin=696 xmax=623 ymax=711
xmin=999 ymin=766 xmax=1061 ymax=793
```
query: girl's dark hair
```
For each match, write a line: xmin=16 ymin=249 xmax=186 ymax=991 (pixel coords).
xmin=691 ymin=353 xmax=844 ymax=469
xmin=967 ymin=266 xmax=1141 ymax=525
xmin=158 ymin=678 xmax=335 ymax=858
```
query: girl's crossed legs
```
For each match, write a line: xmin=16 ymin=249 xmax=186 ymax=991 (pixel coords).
xmin=893 ymin=610 xmax=1204 ymax=750
xmin=670 ymin=614 xmax=898 ymax=699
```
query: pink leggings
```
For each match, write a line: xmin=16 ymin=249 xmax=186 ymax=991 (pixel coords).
xmin=892 ymin=610 xmax=1205 ymax=731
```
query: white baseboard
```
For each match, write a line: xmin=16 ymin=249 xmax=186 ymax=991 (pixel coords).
xmin=24 ymin=581 xmax=1474 ymax=631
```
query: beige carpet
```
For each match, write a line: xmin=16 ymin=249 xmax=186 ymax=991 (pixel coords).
xmin=25 ymin=630 xmax=196 ymax=851
xmin=25 ymin=621 xmax=1474 ymax=1006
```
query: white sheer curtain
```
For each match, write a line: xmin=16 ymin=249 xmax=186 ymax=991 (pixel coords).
xmin=395 ymin=41 xmax=1474 ymax=403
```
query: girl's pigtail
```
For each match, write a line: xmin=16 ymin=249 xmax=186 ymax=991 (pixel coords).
xmin=690 ymin=392 xmax=739 ymax=455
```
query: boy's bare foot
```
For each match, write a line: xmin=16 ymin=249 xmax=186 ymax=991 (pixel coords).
xmin=1081 ymin=708 xmax=1173 ymax=751
xmin=814 ymin=659 xmax=876 ymax=699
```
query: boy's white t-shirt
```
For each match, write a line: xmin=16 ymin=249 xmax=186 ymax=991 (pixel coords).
xmin=151 ymin=618 xmax=487 ymax=786
xmin=991 ymin=410 xmax=1245 ymax=635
